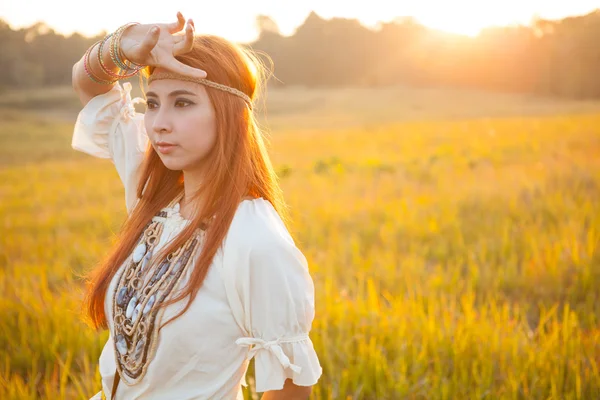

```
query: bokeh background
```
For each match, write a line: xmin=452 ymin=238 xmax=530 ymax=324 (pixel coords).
xmin=1 ymin=2 xmax=599 ymax=399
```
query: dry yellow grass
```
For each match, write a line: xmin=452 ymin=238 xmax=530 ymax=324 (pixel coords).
xmin=0 ymin=86 xmax=599 ymax=399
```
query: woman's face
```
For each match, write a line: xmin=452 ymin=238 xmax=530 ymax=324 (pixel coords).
xmin=144 ymin=69 xmax=217 ymax=172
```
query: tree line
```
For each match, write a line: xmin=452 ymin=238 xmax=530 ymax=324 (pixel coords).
xmin=1 ymin=9 xmax=599 ymax=98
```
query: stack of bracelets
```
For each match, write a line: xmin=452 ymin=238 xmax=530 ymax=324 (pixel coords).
xmin=83 ymin=22 xmax=146 ymax=85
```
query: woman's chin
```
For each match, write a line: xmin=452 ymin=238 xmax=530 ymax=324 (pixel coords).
xmin=160 ymin=158 xmax=185 ymax=171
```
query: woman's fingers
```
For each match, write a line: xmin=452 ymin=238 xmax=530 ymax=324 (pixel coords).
xmin=166 ymin=11 xmax=186 ymax=34
xmin=173 ymin=20 xmax=195 ymax=55
xmin=138 ymin=26 xmax=161 ymax=59
xmin=142 ymin=15 xmax=203 ymax=77
xmin=161 ymin=57 xmax=207 ymax=79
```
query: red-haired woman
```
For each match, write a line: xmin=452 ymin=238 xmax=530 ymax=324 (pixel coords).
xmin=71 ymin=12 xmax=322 ymax=400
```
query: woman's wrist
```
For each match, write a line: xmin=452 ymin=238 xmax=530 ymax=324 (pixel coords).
xmin=118 ymin=23 xmax=142 ymax=67
xmin=97 ymin=34 xmax=122 ymax=79
xmin=83 ymin=23 xmax=144 ymax=85
xmin=83 ymin=40 xmax=118 ymax=85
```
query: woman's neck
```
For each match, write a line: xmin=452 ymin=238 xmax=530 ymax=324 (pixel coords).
xmin=180 ymin=169 xmax=205 ymax=220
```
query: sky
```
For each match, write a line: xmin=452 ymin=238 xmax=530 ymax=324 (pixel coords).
xmin=1 ymin=1 xmax=598 ymax=42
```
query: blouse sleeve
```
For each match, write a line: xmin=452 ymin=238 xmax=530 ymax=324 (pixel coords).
xmin=226 ymin=199 xmax=323 ymax=393
xmin=71 ymin=81 xmax=148 ymax=215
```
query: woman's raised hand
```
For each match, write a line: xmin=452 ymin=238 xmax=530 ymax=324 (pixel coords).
xmin=119 ymin=12 xmax=207 ymax=79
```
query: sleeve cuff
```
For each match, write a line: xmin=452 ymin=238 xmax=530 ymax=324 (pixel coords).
xmin=236 ymin=333 xmax=323 ymax=392
xmin=71 ymin=83 xmax=124 ymax=159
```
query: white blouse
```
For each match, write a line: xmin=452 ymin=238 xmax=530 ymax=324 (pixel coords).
xmin=72 ymin=82 xmax=323 ymax=400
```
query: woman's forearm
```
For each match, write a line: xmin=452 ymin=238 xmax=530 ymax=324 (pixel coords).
xmin=260 ymin=379 xmax=312 ymax=400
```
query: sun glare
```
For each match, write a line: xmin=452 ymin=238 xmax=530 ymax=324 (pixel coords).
xmin=419 ymin=19 xmax=489 ymax=37
xmin=415 ymin=14 xmax=520 ymax=37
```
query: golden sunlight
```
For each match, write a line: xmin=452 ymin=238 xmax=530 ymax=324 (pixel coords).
xmin=413 ymin=8 xmax=525 ymax=37
xmin=418 ymin=18 xmax=496 ymax=37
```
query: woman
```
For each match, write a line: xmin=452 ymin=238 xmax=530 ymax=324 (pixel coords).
xmin=72 ymin=11 xmax=322 ymax=400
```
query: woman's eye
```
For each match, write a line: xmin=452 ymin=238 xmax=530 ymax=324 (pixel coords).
xmin=144 ymin=100 xmax=193 ymax=110
xmin=175 ymin=99 xmax=192 ymax=107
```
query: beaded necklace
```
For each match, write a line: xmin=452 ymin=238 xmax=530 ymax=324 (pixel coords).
xmin=110 ymin=191 xmax=207 ymax=386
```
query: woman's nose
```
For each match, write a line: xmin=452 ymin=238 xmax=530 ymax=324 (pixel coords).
xmin=152 ymin=108 xmax=173 ymax=134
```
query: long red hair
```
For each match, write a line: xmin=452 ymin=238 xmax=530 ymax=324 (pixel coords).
xmin=82 ymin=35 xmax=290 ymax=330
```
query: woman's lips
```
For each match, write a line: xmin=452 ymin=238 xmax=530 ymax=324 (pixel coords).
xmin=157 ymin=144 xmax=177 ymax=154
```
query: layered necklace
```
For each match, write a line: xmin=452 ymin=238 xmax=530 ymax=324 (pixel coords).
xmin=111 ymin=191 xmax=207 ymax=385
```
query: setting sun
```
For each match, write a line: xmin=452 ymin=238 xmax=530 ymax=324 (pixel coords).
xmin=415 ymin=13 xmax=518 ymax=37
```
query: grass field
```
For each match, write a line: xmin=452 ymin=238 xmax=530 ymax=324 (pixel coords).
xmin=1 ymin=84 xmax=599 ymax=399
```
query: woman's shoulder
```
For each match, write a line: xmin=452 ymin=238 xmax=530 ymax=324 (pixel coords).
xmin=227 ymin=197 xmax=294 ymax=251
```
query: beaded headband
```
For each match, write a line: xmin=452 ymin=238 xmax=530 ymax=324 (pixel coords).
xmin=147 ymin=71 xmax=253 ymax=109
